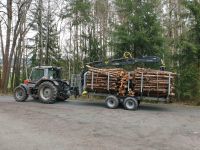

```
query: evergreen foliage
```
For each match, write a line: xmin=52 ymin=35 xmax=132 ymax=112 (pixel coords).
xmin=63 ymin=0 xmax=91 ymax=25
xmin=29 ymin=1 xmax=61 ymax=67
xmin=176 ymin=0 xmax=200 ymax=99
xmin=112 ymin=0 xmax=164 ymax=58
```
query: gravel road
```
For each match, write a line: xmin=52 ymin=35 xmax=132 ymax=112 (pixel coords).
xmin=0 ymin=96 xmax=200 ymax=150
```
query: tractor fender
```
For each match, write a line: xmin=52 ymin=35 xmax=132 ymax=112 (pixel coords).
xmin=35 ymin=79 xmax=59 ymax=87
xmin=52 ymin=80 xmax=59 ymax=86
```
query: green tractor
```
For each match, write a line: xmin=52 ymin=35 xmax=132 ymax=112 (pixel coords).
xmin=14 ymin=66 xmax=70 ymax=104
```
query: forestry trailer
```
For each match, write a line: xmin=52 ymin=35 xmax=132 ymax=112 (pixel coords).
xmin=71 ymin=55 xmax=175 ymax=110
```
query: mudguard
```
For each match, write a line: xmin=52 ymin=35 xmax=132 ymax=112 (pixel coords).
xmin=52 ymin=80 xmax=59 ymax=86
xmin=35 ymin=79 xmax=59 ymax=87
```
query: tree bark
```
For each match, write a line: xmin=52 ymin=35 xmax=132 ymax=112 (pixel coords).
xmin=1 ymin=0 xmax=32 ymax=93
xmin=1 ymin=0 xmax=13 ymax=93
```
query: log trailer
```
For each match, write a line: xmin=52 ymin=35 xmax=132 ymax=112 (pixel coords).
xmin=71 ymin=55 xmax=175 ymax=110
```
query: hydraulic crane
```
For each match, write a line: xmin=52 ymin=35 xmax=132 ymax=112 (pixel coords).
xmin=87 ymin=55 xmax=161 ymax=68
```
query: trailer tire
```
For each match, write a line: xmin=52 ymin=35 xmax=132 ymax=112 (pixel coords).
xmin=105 ymin=95 xmax=119 ymax=109
xmin=14 ymin=86 xmax=28 ymax=102
xmin=123 ymin=97 xmax=138 ymax=110
xmin=38 ymin=82 xmax=57 ymax=104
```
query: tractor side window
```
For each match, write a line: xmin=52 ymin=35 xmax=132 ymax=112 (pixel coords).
xmin=30 ymin=69 xmax=44 ymax=81
xmin=48 ymin=69 xmax=60 ymax=79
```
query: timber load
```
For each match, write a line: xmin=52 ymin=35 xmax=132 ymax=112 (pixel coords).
xmin=131 ymin=68 xmax=176 ymax=97
xmin=85 ymin=65 xmax=130 ymax=96
xmin=85 ymin=66 xmax=176 ymax=98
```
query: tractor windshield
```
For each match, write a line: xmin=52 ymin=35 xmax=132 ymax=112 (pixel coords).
xmin=30 ymin=69 xmax=44 ymax=81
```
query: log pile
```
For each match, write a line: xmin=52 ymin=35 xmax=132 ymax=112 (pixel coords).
xmin=85 ymin=66 xmax=176 ymax=98
xmin=131 ymin=68 xmax=176 ymax=97
xmin=85 ymin=65 xmax=131 ymax=96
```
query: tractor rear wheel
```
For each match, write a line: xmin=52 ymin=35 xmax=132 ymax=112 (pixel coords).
xmin=38 ymin=82 xmax=58 ymax=104
xmin=14 ymin=86 xmax=28 ymax=102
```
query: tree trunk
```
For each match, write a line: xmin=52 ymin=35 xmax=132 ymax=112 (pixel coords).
xmin=38 ymin=0 xmax=44 ymax=65
xmin=1 ymin=0 xmax=13 ymax=93
xmin=1 ymin=0 xmax=32 ymax=92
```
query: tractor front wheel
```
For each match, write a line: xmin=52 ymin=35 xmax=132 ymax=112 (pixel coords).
xmin=14 ymin=86 xmax=28 ymax=102
xmin=38 ymin=82 xmax=58 ymax=104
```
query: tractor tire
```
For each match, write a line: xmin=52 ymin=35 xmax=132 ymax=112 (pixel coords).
xmin=14 ymin=86 xmax=28 ymax=102
xmin=38 ymin=82 xmax=58 ymax=104
xmin=123 ymin=97 xmax=138 ymax=110
xmin=105 ymin=95 xmax=119 ymax=109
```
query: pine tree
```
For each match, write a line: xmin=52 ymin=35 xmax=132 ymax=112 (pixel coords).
xmin=43 ymin=3 xmax=61 ymax=66
xmin=62 ymin=0 xmax=91 ymax=73
xmin=176 ymin=0 xmax=200 ymax=100
xmin=112 ymin=0 xmax=164 ymax=59
xmin=29 ymin=0 xmax=61 ymax=67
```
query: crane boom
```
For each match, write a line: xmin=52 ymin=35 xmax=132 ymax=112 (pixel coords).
xmin=87 ymin=56 xmax=161 ymax=67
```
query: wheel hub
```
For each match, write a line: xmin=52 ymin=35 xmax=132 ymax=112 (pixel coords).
xmin=108 ymin=99 xmax=115 ymax=107
xmin=40 ymin=87 xmax=52 ymax=100
xmin=16 ymin=89 xmax=23 ymax=99
xmin=126 ymin=100 xmax=134 ymax=109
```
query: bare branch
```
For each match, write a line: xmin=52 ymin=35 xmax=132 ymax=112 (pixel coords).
xmin=0 ymin=1 xmax=7 ymax=8
xmin=0 ymin=14 xmax=8 ymax=27
xmin=0 ymin=10 xmax=7 ymax=15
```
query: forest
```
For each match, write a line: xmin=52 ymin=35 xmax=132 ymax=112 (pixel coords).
xmin=0 ymin=0 xmax=199 ymax=101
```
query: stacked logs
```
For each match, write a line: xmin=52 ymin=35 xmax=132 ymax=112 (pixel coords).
xmin=131 ymin=68 xmax=176 ymax=97
xmin=85 ymin=66 xmax=176 ymax=98
xmin=85 ymin=66 xmax=131 ymax=96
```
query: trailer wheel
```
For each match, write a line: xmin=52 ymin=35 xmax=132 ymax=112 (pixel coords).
xmin=38 ymin=82 xmax=57 ymax=104
xmin=123 ymin=97 xmax=138 ymax=110
xmin=105 ymin=95 xmax=119 ymax=109
xmin=14 ymin=86 xmax=28 ymax=102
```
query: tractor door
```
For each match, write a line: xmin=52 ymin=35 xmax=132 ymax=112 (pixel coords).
xmin=29 ymin=68 xmax=45 ymax=83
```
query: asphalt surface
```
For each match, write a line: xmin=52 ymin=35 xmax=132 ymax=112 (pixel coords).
xmin=0 ymin=96 xmax=200 ymax=150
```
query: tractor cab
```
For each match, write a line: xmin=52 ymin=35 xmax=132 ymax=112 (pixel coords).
xmin=29 ymin=66 xmax=61 ymax=82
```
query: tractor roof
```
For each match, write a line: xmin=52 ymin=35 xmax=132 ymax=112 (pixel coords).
xmin=33 ymin=66 xmax=61 ymax=70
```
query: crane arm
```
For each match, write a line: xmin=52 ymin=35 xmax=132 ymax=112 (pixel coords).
xmin=87 ymin=56 xmax=161 ymax=67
